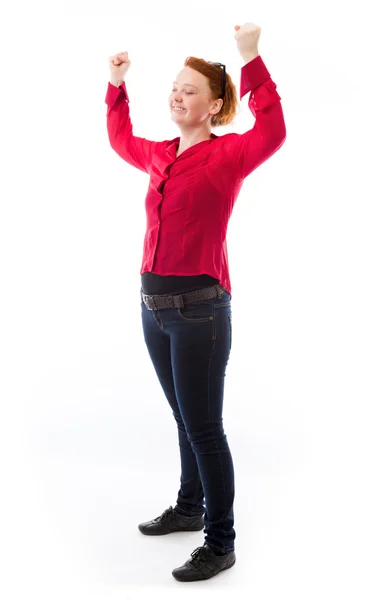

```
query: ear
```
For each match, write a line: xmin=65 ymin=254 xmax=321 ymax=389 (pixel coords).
xmin=212 ymin=98 xmax=224 ymax=114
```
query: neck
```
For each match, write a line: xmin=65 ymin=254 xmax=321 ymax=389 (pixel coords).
xmin=177 ymin=127 xmax=212 ymax=153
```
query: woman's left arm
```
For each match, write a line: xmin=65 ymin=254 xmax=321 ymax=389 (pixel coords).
xmin=232 ymin=23 xmax=286 ymax=178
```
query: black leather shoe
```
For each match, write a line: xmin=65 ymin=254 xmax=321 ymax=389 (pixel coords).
xmin=172 ymin=543 xmax=236 ymax=581
xmin=138 ymin=505 xmax=204 ymax=536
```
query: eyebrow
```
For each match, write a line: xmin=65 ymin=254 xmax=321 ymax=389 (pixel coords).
xmin=172 ymin=82 xmax=198 ymax=89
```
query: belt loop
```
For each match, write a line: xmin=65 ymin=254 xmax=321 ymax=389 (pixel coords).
xmin=173 ymin=294 xmax=183 ymax=309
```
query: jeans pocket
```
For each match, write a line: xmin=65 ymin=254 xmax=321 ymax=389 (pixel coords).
xmin=176 ymin=301 xmax=214 ymax=323
xmin=228 ymin=314 xmax=232 ymax=350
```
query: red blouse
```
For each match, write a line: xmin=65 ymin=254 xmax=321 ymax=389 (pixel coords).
xmin=105 ymin=55 xmax=286 ymax=297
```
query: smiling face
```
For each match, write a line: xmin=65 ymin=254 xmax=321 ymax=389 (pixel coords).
xmin=169 ymin=67 xmax=223 ymax=127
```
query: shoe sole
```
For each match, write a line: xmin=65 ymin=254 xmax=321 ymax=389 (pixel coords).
xmin=138 ymin=523 xmax=204 ymax=535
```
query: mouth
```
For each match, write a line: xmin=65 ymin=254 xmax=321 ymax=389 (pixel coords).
xmin=172 ymin=106 xmax=187 ymax=112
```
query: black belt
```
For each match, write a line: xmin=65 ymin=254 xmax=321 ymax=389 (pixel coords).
xmin=140 ymin=284 xmax=228 ymax=311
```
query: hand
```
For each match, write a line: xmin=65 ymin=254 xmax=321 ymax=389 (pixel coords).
xmin=108 ymin=51 xmax=131 ymax=85
xmin=234 ymin=23 xmax=261 ymax=61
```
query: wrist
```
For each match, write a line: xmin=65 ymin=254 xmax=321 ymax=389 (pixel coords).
xmin=109 ymin=79 xmax=124 ymax=88
xmin=241 ymin=51 xmax=259 ymax=64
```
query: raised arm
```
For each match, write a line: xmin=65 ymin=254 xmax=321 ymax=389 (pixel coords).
xmin=232 ymin=24 xmax=286 ymax=178
xmin=105 ymin=52 xmax=156 ymax=173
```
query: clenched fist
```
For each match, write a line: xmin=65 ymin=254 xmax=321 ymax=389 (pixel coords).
xmin=108 ymin=51 xmax=131 ymax=87
xmin=234 ymin=23 xmax=261 ymax=62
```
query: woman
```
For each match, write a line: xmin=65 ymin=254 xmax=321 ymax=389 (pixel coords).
xmin=105 ymin=23 xmax=286 ymax=582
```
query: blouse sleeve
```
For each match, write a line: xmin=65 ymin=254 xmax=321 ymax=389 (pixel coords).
xmin=232 ymin=56 xmax=286 ymax=179
xmin=105 ymin=81 xmax=156 ymax=173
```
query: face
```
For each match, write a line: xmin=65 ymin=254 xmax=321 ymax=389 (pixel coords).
xmin=169 ymin=67 xmax=223 ymax=127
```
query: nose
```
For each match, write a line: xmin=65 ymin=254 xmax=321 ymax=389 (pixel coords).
xmin=172 ymin=91 xmax=182 ymax=102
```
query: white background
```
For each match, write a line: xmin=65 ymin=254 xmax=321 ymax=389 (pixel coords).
xmin=1 ymin=0 xmax=364 ymax=598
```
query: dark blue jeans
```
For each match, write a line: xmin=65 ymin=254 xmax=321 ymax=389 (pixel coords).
xmin=140 ymin=288 xmax=235 ymax=554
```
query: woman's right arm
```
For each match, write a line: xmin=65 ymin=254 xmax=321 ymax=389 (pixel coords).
xmin=105 ymin=52 xmax=156 ymax=173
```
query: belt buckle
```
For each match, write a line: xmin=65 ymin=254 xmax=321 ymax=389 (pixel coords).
xmin=142 ymin=291 xmax=156 ymax=311
xmin=147 ymin=295 xmax=157 ymax=311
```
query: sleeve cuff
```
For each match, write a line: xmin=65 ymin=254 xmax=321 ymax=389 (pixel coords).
xmin=240 ymin=55 xmax=271 ymax=98
xmin=105 ymin=81 xmax=130 ymax=108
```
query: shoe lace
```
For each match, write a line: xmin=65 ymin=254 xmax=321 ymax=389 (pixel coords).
xmin=190 ymin=545 xmax=208 ymax=566
xmin=153 ymin=505 xmax=174 ymax=523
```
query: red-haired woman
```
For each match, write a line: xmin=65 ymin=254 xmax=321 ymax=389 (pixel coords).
xmin=105 ymin=22 xmax=286 ymax=582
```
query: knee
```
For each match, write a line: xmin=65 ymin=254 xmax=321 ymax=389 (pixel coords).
xmin=187 ymin=422 xmax=226 ymax=445
xmin=172 ymin=410 xmax=186 ymax=429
